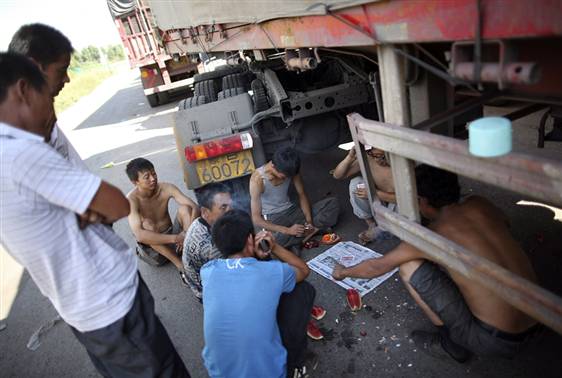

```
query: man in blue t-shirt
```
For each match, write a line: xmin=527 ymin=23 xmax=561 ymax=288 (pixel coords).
xmin=202 ymin=209 xmax=315 ymax=378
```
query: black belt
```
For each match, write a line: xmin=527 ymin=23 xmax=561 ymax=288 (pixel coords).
xmin=474 ymin=317 xmax=541 ymax=342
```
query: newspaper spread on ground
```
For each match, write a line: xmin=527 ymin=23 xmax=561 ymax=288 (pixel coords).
xmin=307 ymin=241 xmax=398 ymax=297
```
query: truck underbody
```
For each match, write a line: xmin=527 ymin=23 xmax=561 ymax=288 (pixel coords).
xmin=150 ymin=0 xmax=562 ymax=335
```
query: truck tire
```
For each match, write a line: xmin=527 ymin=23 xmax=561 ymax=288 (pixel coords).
xmin=146 ymin=93 xmax=159 ymax=108
xmin=251 ymin=79 xmax=270 ymax=113
xmin=179 ymin=95 xmax=207 ymax=109
xmin=222 ymin=73 xmax=249 ymax=91
xmin=217 ymin=87 xmax=246 ymax=100
xmin=192 ymin=65 xmax=244 ymax=84
xmin=194 ymin=80 xmax=218 ymax=102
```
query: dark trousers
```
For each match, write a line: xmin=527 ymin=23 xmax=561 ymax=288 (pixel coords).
xmin=70 ymin=276 xmax=190 ymax=378
xmin=277 ymin=281 xmax=316 ymax=374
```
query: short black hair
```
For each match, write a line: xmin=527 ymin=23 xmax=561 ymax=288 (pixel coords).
xmin=126 ymin=158 xmax=155 ymax=181
xmin=0 ymin=52 xmax=47 ymax=103
xmin=8 ymin=23 xmax=74 ymax=66
xmin=211 ymin=209 xmax=254 ymax=257
xmin=195 ymin=182 xmax=231 ymax=209
xmin=272 ymin=147 xmax=300 ymax=177
xmin=415 ymin=164 xmax=460 ymax=208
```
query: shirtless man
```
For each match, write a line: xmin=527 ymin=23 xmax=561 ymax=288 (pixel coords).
xmin=333 ymin=145 xmax=395 ymax=244
xmin=332 ymin=165 xmax=539 ymax=361
xmin=126 ymin=158 xmax=199 ymax=278
xmin=250 ymin=147 xmax=339 ymax=252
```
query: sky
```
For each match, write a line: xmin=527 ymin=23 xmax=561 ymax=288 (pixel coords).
xmin=0 ymin=0 xmax=122 ymax=51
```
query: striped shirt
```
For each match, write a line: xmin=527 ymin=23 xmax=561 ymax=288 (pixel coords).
xmin=182 ymin=217 xmax=222 ymax=299
xmin=0 ymin=123 xmax=138 ymax=332
xmin=49 ymin=124 xmax=87 ymax=170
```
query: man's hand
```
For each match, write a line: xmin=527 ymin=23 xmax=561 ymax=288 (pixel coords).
xmin=355 ymin=186 xmax=368 ymax=199
xmin=77 ymin=210 xmax=105 ymax=229
xmin=287 ymin=224 xmax=306 ymax=237
xmin=175 ymin=231 xmax=186 ymax=253
xmin=348 ymin=147 xmax=356 ymax=159
xmin=255 ymin=230 xmax=276 ymax=260
xmin=332 ymin=263 xmax=347 ymax=281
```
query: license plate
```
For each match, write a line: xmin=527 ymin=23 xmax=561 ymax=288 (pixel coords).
xmin=195 ymin=150 xmax=255 ymax=185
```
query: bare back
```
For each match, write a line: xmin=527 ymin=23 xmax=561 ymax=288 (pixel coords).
xmin=431 ymin=196 xmax=537 ymax=332
xmin=128 ymin=183 xmax=174 ymax=232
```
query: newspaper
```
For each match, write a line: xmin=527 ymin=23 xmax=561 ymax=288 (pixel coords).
xmin=307 ymin=241 xmax=397 ymax=297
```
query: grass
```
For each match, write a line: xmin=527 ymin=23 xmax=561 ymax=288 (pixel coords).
xmin=54 ymin=62 xmax=122 ymax=114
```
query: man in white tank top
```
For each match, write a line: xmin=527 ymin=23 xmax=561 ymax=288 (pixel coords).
xmin=249 ymin=147 xmax=340 ymax=252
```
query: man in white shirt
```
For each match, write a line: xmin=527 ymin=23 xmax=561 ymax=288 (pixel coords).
xmin=0 ymin=52 xmax=190 ymax=377
xmin=9 ymin=23 xmax=85 ymax=169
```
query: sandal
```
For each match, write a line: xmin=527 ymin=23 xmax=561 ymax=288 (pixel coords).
xmin=358 ymin=226 xmax=391 ymax=245
xmin=303 ymin=239 xmax=319 ymax=249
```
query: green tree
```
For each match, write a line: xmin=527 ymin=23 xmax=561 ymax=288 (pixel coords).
xmin=81 ymin=46 xmax=101 ymax=63
xmin=106 ymin=44 xmax=125 ymax=62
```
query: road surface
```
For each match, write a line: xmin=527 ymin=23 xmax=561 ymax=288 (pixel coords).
xmin=1 ymin=67 xmax=561 ymax=377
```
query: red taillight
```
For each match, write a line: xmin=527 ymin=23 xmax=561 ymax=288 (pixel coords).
xmin=185 ymin=133 xmax=253 ymax=162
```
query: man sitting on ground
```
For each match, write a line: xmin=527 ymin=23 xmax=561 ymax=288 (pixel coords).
xmin=202 ymin=209 xmax=316 ymax=377
xmin=332 ymin=145 xmax=396 ymax=244
xmin=332 ymin=165 xmax=539 ymax=362
xmin=250 ymin=146 xmax=339 ymax=252
xmin=126 ymin=158 xmax=199 ymax=280
xmin=182 ymin=182 xmax=232 ymax=302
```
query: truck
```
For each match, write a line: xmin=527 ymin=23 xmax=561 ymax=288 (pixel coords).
xmin=147 ymin=0 xmax=562 ymax=336
xmin=106 ymin=0 xmax=199 ymax=107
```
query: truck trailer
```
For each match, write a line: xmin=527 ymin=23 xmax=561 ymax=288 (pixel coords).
xmin=107 ymin=0 xmax=199 ymax=107
xmin=146 ymin=0 xmax=562 ymax=335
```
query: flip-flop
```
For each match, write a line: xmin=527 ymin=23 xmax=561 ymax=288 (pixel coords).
xmin=303 ymin=239 xmax=320 ymax=249
xmin=358 ymin=230 xmax=373 ymax=246
xmin=320 ymin=233 xmax=341 ymax=245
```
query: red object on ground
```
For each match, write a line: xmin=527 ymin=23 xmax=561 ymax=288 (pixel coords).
xmin=321 ymin=233 xmax=341 ymax=245
xmin=303 ymin=239 xmax=320 ymax=249
xmin=311 ymin=305 xmax=326 ymax=321
xmin=307 ymin=320 xmax=324 ymax=340
xmin=347 ymin=289 xmax=362 ymax=311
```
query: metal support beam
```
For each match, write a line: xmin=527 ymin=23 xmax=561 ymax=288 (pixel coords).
xmin=348 ymin=112 xmax=562 ymax=208
xmin=377 ymin=45 xmax=420 ymax=222
xmin=503 ymin=103 xmax=548 ymax=121
xmin=373 ymin=204 xmax=562 ymax=334
xmin=280 ymin=79 xmax=371 ymax=123
xmin=413 ymin=92 xmax=497 ymax=131
xmin=456 ymin=90 xmax=562 ymax=107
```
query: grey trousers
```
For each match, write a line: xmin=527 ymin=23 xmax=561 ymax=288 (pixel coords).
xmin=266 ymin=197 xmax=340 ymax=247
xmin=349 ymin=176 xmax=372 ymax=220
xmin=410 ymin=261 xmax=539 ymax=358
xmin=349 ymin=176 xmax=396 ymax=225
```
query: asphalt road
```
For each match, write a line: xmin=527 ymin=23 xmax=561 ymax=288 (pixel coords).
xmin=1 ymin=68 xmax=561 ymax=377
